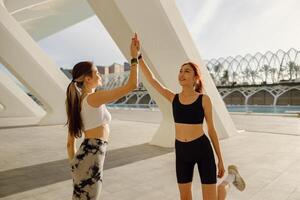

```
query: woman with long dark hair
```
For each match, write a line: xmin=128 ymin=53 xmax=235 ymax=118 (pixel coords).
xmin=65 ymin=34 xmax=139 ymax=200
xmin=133 ymin=35 xmax=245 ymax=200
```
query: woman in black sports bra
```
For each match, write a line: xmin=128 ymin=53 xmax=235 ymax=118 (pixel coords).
xmin=133 ymin=35 xmax=245 ymax=200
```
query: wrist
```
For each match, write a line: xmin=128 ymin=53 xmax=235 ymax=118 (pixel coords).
xmin=138 ymin=53 xmax=142 ymax=60
xmin=131 ymin=57 xmax=138 ymax=65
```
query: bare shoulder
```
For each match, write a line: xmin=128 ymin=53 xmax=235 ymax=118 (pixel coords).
xmin=201 ymin=94 xmax=212 ymax=108
xmin=86 ymin=91 xmax=103 ymax=107
xmin=202 ymin=94 xmax=210 ymax=101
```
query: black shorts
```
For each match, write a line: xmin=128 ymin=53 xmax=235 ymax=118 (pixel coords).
xmin=175 ymin=134 xmax=216 ymax=184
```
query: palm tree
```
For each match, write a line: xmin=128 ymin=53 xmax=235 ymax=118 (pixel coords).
xmin=213 ymin=63 xmax=223 ymax=74
xmin=270 ymin=68 xmax=277 ymax=83
xmin=260 ymin=64 xmax=271 ymax=83
xmin=213 ymin=63 xmax=223 ymax=85
xmin=287 ymin=61 xmax=296 ymax=80
xmin=294 ymin=64 xmax=300 ymax=79
xmin=221 ymin=70 xmax=229 ymax=85
xmin=242 ymin=68 xmax=251 ymax=84
xmin=250 ymin=70 xmax=260 ymax=84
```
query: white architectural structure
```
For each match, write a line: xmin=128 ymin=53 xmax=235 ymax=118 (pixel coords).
xmin=88 ymin=0 xmax=236 ymax=147
xmin=0 ymin=4 xmax=69 ymax=126
xmin=0 ymin=0 xmax=237 ymax=146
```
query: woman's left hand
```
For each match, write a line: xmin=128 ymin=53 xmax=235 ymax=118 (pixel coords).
xmin=130 ymin=33 xmax=139 ymax=58
xmin=217 ymin=161 xmax=225 ymax=178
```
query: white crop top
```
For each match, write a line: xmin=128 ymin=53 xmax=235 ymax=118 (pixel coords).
xmin=81 ymin=95 xmax=112 ymax=131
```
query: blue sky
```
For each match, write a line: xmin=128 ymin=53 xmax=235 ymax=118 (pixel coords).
xmin=25 ymin=0 xmax=300 ymax=69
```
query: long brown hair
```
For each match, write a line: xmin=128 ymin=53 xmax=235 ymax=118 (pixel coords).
xmin=65 ymin=61 xmax=93 ymax=138
xmin=181 ymin=62 xmax=204 ymax=93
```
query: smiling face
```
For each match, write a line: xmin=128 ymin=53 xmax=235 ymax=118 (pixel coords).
xmin=178 ymin=63 xmax=198 ymax=88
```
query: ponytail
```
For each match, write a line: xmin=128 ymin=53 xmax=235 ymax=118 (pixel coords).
xmin=65 ymin=61 xmax=93 ymax=137
xmin=65 ymin=81 xmax=83 ymax=138
xmin=194 ymin=79 xmax=203 ymax=93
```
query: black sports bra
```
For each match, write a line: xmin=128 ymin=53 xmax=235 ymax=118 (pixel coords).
xmin=172 ymin=93 xmax=204 ymax=124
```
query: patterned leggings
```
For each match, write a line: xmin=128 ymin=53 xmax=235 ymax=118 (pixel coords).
xmin=70 ymin=138 xmax=107 ymax=200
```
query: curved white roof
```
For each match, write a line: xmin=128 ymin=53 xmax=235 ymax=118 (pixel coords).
xmin=3 ymin=0 xmax=94 ymax=40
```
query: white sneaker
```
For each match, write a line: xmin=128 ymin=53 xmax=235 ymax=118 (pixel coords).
xmin=228 ymin=165 xmax=246 ymax=191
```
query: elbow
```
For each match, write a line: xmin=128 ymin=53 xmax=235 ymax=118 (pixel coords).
xmin=67 ymin=142 xmax=73 ymax=149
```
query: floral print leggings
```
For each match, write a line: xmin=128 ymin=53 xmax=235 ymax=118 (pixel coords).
xmin=70 ymin=138 xmax=107 ymax=200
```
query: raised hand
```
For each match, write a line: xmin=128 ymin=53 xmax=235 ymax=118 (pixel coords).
xmin=130 ymin=33 xmax=139 ymax=58
xmin=135 ymin=34 xmax=140 ymax=52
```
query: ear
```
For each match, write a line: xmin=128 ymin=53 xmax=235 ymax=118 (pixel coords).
xmin=84 ymin=76 xmax=91 ymax=83
xmin=194 ymin=76 xmax=199 ymax=82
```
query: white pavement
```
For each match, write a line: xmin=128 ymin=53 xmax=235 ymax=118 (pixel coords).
xmin=0 ymin=109 xmax=300 ymax=200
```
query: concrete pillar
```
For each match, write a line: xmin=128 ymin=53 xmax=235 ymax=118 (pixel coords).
xmin=0 ymin=5 xmax=69 ymax=126
xmin=0 ymin=69 xmax=46 ymax=127
xmin=88 ymin=0 xmax=237 ymax=147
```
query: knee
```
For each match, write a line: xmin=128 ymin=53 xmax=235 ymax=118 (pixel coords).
xmin=218 ymin=184 xmax=227 ymax=194
xmin=218 ymin=183 xmax=226 ymax=191
xmin=180 ymin=194 xmax=192 ymax=200
xmin=217 ymin=184 xmax=227 ymax=199
xmin=178 ymin=183 xmax=192 ymax=200
xmin=179 ymin=190 xmax=192 ymax=200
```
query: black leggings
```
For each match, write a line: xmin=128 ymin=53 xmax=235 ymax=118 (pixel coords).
xmin=175 ymin=134 xmax=217 ymax=184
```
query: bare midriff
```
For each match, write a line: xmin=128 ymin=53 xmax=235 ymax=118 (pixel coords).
xmin=84 ymin=124 xmax=110 ymax=141
xmin=175 ymin=123 xmax=205 ymax=142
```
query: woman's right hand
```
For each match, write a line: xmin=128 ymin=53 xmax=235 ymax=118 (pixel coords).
xmin=130 ymin=33 xmax=139 ymax=58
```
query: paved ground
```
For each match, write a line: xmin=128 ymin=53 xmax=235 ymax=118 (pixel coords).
xmin=0 ymin=109 xmax=300 ymax=200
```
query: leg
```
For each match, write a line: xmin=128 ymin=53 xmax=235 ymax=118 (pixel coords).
xmin=217 ymin=165 xmax=246 ymax=200
xmin=175 ymin=140 xmax=196 ymax=200
xmin=196 ymin=135 xmax=218 ymax=200
xmin=176 ymin=160 xmax=195 ymax=200
xmin=202 ymin=184 xmax=217 ymax=200
xmin=71 ymin=139 xmax=107 ymax=200
xmin=217 ymin=181 xmax=230 ymax=200
xmin=178 ymin=182 xmax=193 ymax=200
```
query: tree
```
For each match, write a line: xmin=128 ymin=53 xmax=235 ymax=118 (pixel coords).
xmin=242 ymin=68 xmax=251 ymax=84
xmin=250 ymin=70 xmax=260 ymax=84
xmin=294 ymin=64 xmax=300 ymax=79
xmin=260 ymin=64 xmax=271 ymax=83
xmin=221 ymin=70 xmax=229 ymax=85
xmin=287 ymin=61 xmax=296 ymax=80
xmin=269 ymin=68 xmax=277 ymax=83
xmin=213 ymin=63 xmax=223 ymax=85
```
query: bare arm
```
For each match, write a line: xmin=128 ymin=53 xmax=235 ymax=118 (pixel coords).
xmin=67 ymin=132 xmax=76 ymax=162
xmin=88 ymin=34 xmax=139 ymax=107
xmin=138 ymin=56 xmax=174 ymax=102
xmin=202 ymin=94 xmax=225 ymax=177
xmin=88 ymin=64 xmax=137 ymax=106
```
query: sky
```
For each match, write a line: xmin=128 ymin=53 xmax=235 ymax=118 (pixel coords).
xmin=11 ymin=0 xmax=300 ymax=69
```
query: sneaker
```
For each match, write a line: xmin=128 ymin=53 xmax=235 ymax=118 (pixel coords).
xmin=228 ymin=165 xmax=246 ymax=191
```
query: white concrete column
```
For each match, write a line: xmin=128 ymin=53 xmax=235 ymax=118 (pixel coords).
xmin=88 ymin=0 xmax=237 ymax=147
xmin=0 ymin=69 xmax=46 ymax=127
xmin=0 ymin=5 xmax=69 ymax=126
